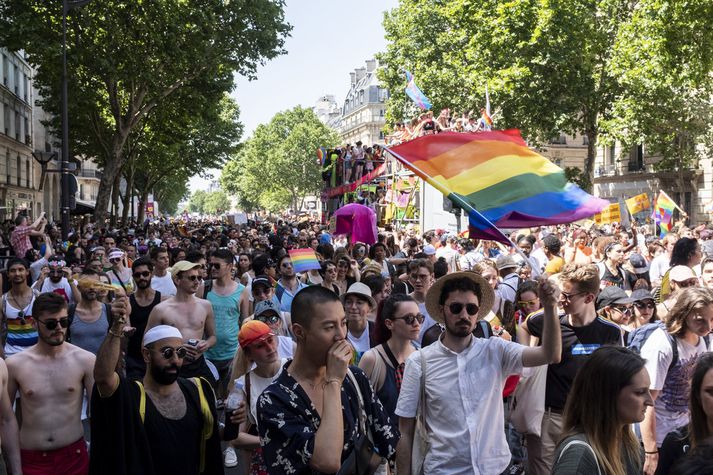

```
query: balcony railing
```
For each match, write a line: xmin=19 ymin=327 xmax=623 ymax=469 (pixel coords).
xmin=77 ymin=169 xmax=102 ymax=179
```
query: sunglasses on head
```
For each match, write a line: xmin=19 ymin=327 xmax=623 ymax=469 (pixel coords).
xmin=447 ymin=302 xmax=479 ymax=316
xmin=38 ymin=317 xmax=70 ymax=330
xmin=257 ymin=314 xmax=281 ymax=325
xmin=156 ymin=346 xmax=187 ymax=360
xmin=634 ymin=301 xmax=655 ymax=310
xmin=133 ymin=271 xmax=151 ymax=278
xmin=392 ymin=313 xmax=425 ymax=325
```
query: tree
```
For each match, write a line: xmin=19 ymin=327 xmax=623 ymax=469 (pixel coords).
xmin=0 ymin=0 xmax=290 ymax=221
xmin=203 ymin=190 xmax=231 ymax=215
xmin=379 ymin=0 xmax=694 ymax=191
xmin=188 ymin=190 xmax=208 ymax=214
xmin=221 ymin=107 xmax=340 ymax=213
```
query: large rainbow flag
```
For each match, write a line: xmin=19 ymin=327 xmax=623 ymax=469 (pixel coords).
xmin=387 ymin=130 xmax=609 ymax=242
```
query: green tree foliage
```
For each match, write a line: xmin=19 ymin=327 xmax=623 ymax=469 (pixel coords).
xmin=203 ymin=190 xmax=231 ymax=215
xmin=188 ymin=190 xmax=208 ymax=214
xmin=0 ymin=0 xmax=290 ymax=221
xmin=378 ymin=0 xmax=713 ymax=191
xmin=221 ymin=107 xmax=340 ymax=213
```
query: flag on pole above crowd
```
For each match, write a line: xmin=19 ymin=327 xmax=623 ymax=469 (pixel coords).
xmin=404 ymin=70 xmax=432 ymax=110
xmin=479 ymin=84 xmax=493 ymax=130
xmin=386 ymin=130 xmax=609 ymax=243
xmin=652 ymin=191 xmax=678 ymax=236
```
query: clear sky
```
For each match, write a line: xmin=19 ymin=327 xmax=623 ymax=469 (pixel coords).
xmin=188 ymin=0 xmax=399 ymax=192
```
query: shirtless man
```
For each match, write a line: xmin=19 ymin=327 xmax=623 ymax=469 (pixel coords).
xmin=6 ymin=292 xmax=95 ymax=475
xmin=146 ymin=261 xmax=217 ymax=384
xmin=0 ymin=358 xmax=21 ymax=475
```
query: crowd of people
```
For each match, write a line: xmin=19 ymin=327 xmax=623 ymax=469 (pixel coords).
xmin=0 ymin=209 xmax=711 ymax=474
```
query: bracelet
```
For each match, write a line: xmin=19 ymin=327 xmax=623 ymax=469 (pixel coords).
xmin=108 ymin=329 xmax=124 ymax=338
xmin=323 ymin=378 xmax=341 ymax=387
xmin=645 ymin=450 xmax=658 ymax=455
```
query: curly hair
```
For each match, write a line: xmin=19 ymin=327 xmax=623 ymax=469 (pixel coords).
xmin=559 ymin=263 xmax=600 ymax=295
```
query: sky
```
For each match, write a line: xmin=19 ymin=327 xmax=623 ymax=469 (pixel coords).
xmin=188 ymin=0 xmax=399 ymax=192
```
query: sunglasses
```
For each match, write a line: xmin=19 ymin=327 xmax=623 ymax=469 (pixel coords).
xmin=256 ymin=314 xmax=281 ymax=325
xmin=392 ymin=313 xmax=425 ymax=325
xmin=209 ymin=262 xmax=223 ymax=269
xmin=676 ymin=279 xmax=698 ymax=288
xmin=634 ymin=301 xmax=655 ymax=310
xmin=156 ymin=346 xmax=188 ymax=360
xmin=183 ymin=275 xmax=201 ymax=282
xmin=560 ymin=291 xmax=586 ymax=301
xmin=133 ymin=271 xmax=151 ymax=278
xmin=612 ymin=306 xmax=633 ymax=315
xmin=37 ymin=317 xmax=70 ymax=330
xmin=447 ymin=302 xmax=479 ymax=316
xmin=517 ymin=299 xmax=539 ymax=307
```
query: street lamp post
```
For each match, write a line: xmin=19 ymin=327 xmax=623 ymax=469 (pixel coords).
xmin=61 ymin=0 xmax=91 ymax=240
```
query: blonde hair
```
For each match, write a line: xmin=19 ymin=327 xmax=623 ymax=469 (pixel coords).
xmin=559 ymin=264 xmax=600 ymax=295
xmin=227 ymin=347 xmax=251 ymax=392
xmin=665 ymin=287 xmax=713 ymax=338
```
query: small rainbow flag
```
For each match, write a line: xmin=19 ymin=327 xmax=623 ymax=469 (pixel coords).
xmin=288 ymin=248 xmax=321 ymax=273
xmin=387 ymin=130 xmax=608 ymax=243
xmin=652 ymin=191 xmax=676 ymax=236
xmin=316 ymin=147 xmax=327 ymax=166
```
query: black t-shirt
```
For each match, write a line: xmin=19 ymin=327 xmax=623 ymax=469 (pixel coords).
xmin=527 ymin=312 xmax=622 ymax=409
xmin=656 ymin=426 xmax=689 ymax=475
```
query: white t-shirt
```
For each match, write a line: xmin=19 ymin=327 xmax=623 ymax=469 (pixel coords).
xmin=641 ymin=327 xmax=709 ymax=446
xmin=151 ymin=273 xmax=176 ymax=297
xmin=649 ymin=254 xmax=670 ymax=284
xmin=40 ymin=278 xmax=75 ymax=304
xmin=29 ymin=257 xmax=48 ymax=283
xmin=237 ymin=358 xmax=287 ymax=425
xmin=347 ymin=325 xmax=371 ymax=361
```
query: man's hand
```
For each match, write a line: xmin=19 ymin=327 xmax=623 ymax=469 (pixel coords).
xmin=195 ymin=339 xmax=209 ymax=353
xmin=538 ymin=276 xmax=560 ymax=308
xmin=325 ymin=340 xmax=352 ymax=383
xmin=62 ymin=267 xmax=72 ymax=279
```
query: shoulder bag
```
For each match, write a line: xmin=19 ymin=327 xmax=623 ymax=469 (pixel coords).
xmin=411 ymin=350 xmax=430 ymax=474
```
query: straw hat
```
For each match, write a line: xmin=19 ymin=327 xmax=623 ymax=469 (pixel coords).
xmin=425 ymin=272 xmax=495 ymax=324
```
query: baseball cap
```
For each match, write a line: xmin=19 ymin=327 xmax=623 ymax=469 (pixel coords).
xmin=669 ymin=265 xmax=696 ymax=283
xmin=254 ymin=300 xmax=280 ymax=318
xmin=423 ymin=244 xmax=437 ymax=256
xmin=252 ymin=275 xmax=271 ymax=290
xmin=341 ymin=282 xmax=376 ymax=308
xmin=631 ymin=289 xmax=654 ymax=302
xmin=238 ymin=320 xmax=274 ymax=348
xmin=596 ymin=286 xmax=635 ymax=310
xmin=628 ymin=253 xmax=649 ymax=274
xmin=169 ymin=260 xmax=202 ymax=275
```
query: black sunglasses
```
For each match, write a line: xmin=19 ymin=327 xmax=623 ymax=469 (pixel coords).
xmin=209 ymin=262 xmax=223 ymax=269
xmin=392 ymin=313 xmax=425 ymax=325
xmin=133 ymin=271 xmax=151 ymax=278
xmin=183 ymin=275 xmax=201 ymax=282
xmin=448 ymin=302 xmax=479 ymax=316
xmin=634 ymin=301 xmax=655 ymax=310
xmin=257 ymin=314 xmax=281 ymax=325
xmin=156 ymin=346 xmax=188 ymax=360
xmin=38 ymin=317 xmax=70 ymax=330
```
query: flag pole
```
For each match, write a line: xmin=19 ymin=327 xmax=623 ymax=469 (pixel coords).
xmin=660 ymin=190 xmax=688 ymax=217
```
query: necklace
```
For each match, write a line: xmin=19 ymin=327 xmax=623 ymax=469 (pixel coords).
xmin=7 ymin=288 xmax=32 ymax=325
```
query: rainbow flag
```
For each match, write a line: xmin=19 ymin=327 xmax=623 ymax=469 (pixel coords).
xmin=288 ymin=248 xmax=321 ymax=273
xmin=387 ymin=130 xmax=609 ymax=242
xmin=652 ymin=191 xmax=676 ymax=236
xmin=404 ymin=70 xmax=432 ymax=110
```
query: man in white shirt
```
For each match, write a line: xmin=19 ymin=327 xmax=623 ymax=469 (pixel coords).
xmin=395 ymin=272 xmax=561 ymax=475
xmin=34 ymin=256 xmax=79 ymax=305
xmin=649 ymin=234 xmax=678 ymax=286
xmin=149 ymin=247 xmax=176 ymax=297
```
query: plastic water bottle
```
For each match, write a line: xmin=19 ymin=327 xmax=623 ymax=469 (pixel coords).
xmin=223 ymin=379 xmax=244 ymax=441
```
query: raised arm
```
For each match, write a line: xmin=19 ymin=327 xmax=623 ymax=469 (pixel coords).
xmin=522 ymin=278 xmax=562 ymax=367
xmin=94 ymin=296 xmax=130 ymax=397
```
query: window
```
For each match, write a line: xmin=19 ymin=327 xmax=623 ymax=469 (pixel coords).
xmin=14 ymin=65 xmax=19 ymax=95
xmin=582 ymin=135 xmax=589 ymax=145
xmin=16 ymin=155 xmax=21 ymax=186
xmin=24 ymin=116 xmax=29 ymax=144
xmin=3 ymin=104 xmax=9 ymax=136
xmin=25 ymin=159 xmax=30 ymax=188
xmin=549 ymin=134 xmax=567 ymax=145
xmin=15 ymin=111 xmax=20 ymax=141
xmin=380 ymin=109 xmax=385 ymax=117
xmin=2 ymin=55 xmax=8 ymax=86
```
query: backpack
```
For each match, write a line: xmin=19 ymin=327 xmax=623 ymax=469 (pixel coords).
xmin=627 ymin=321 xmax=710 ymax=373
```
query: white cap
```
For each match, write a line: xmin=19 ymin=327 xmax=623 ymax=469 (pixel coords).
xmin=142 ymin=325 xmax=183 ymax=347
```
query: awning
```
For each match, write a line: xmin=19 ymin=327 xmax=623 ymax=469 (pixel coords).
xmin=71 ymin=199 xmax=95 ymax=215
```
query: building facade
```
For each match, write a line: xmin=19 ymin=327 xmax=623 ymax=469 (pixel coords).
xmin=339 ymin=59 xmax=389 ymax=146
xmin=0 ymin=49 xmax=40 ymax=221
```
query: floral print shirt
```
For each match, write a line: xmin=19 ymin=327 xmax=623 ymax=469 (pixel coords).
xmin=257 ymin=361 xmax=399 ymax=474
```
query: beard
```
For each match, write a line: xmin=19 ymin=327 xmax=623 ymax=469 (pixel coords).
xmin=135 ymin=279 xmax=150 ymax=289
xmin=150 ymin=363 xmax=180 ymax=385
xmin=40 ymin=332 xmax=65 ymax=346
xmin=445 ymin=318 xmax=473 ymax=338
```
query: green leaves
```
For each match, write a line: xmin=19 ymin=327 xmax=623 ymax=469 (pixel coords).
xmin=221 ymin=106 xmax=340 ymax=213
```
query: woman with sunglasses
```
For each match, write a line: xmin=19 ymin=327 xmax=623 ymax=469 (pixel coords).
xmin=631 ymin=289 xmax=658 ymax=328
xmin=318 ymin=260 xmax=340 ymax=294
xmin=596 ymin=286 xmax=636 ymax=338
xmin=334 ymin=255 xmax=358 ymax=296
xmin=359 ymin=294 xmax=420 ymax=425
xmin=227 ymin=321 xmax=285 ymax=474
xmin=108 ymin=248 xmax=134 ymax=295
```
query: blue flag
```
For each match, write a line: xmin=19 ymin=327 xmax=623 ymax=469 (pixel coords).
xmin=404 ymin=70 xmax=432 ymax=110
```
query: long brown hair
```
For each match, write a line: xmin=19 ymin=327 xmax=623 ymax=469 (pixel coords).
xmin=688 ymin=352 xmax=713 ymax=448
xmin=560 ymin=346 xmax=644 ymax=475
xmin=665 ymin=287 xmax=713 ymax=338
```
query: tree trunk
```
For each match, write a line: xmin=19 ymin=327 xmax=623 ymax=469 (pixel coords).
xmin=137 ymin=188 xmax=150 ymax=225
xmin=584 ymin=129 xmax=598 ymax=193
xmin=121 ymin=165 xmax=134 ymax=226
xmin=110 ymin=172 xmax=122 ymax=227
xmin=93 ymin=131 xmax=131 ymax=223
